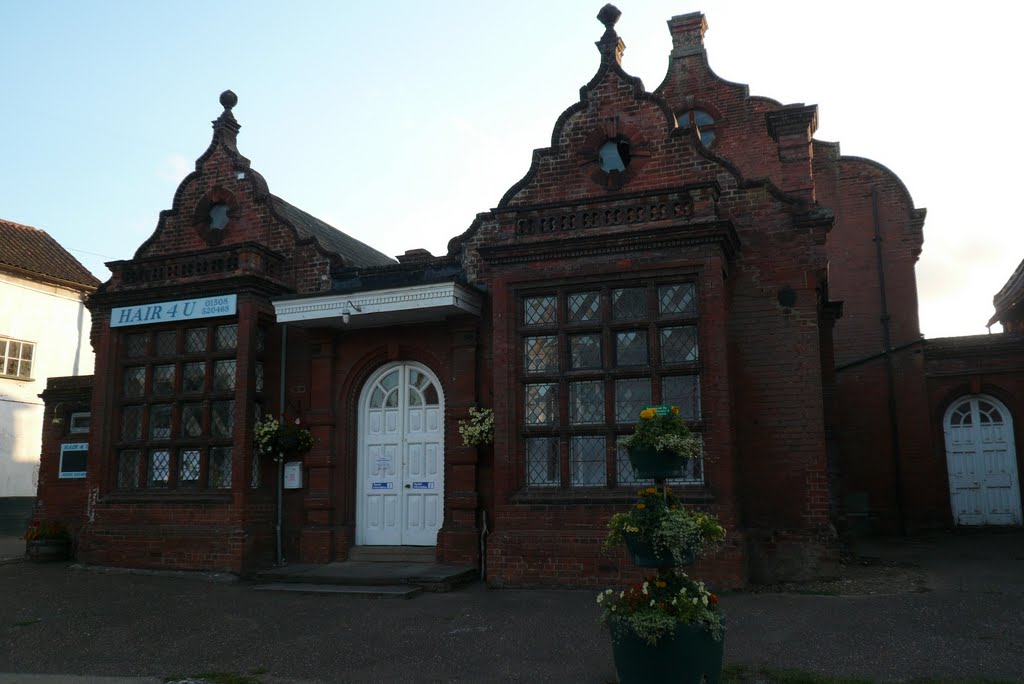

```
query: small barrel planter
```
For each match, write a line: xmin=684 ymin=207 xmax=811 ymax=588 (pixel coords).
xmin=609 ymin=620 xmax=724 ymax=684
xmin=627 ymin=446 xmax=686 ymax=480
xmin=623 ymin=532 xmax=695 ymax=568
xmin=25 ymin=539 xmax=71 ymax=562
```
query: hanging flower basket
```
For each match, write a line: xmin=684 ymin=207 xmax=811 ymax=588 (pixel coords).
xmin=621 ymin=407 xmax=699 ymax=480
xmin=254 ymin=415 xmax=313 ymax=460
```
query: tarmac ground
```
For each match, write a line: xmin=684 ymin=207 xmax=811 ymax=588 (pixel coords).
xmin=1 ymin=529 xmax=1023 ymax=683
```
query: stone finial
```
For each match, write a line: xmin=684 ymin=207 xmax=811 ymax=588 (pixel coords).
xmin=212 ymin=89 xmax=241 ymax=151
xmin=595 ymin=4 xmax=625 ymax=64
xmin=597 ymin=4 xmax=621 ymax=30
xmin=220 ymin=90 xmax=238 ymax=111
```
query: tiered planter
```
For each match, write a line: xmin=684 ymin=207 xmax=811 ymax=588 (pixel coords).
xmin=609 ymin=448 xmax=724 ymax=684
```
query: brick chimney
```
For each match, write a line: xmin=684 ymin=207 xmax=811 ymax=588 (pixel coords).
xmin=667 ymin=12 xmax=707 ymax=59
xmin=765 ymin=104 xmax=819 ymax=204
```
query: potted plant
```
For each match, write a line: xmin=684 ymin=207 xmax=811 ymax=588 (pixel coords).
xmin=605 ymin=487 xmax=726 ymax=567
xmin=23 ymin=519 xmax=71 ymax=562
xmin=598 ymin=573 xmax=725 ymax=683
xmin=254 ymin=414 xmax=314 ymax=460
xmin=622 ymin=406 xmax=700 ymax=479
xmin=457 ymin=406 xmax=494 ymax=447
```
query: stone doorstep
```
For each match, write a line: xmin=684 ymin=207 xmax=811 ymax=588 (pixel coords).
xmin=252 ymin=582 xmax=422 ymax=598
xmin=248 ymin=561 xmax=478 ymax=593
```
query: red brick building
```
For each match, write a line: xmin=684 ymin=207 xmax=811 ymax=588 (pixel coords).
xmin=33 ymin=7 xmax=1022 ymax=586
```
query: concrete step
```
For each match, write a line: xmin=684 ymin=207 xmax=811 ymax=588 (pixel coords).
xmin=347 ymin=545 xmax=436 ymax=563
xmin=252 ymin=582 xmax=422 ymax=598
xmin=249 ymin=561 xmax=478 ymax=593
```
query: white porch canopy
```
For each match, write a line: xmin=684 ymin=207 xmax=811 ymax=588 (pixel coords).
xmin=272 ymin=282 xmax=483 ymax=329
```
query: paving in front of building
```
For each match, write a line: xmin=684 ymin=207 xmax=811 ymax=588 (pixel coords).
xmin=2 ymin=530 xmax=1023 ymax=683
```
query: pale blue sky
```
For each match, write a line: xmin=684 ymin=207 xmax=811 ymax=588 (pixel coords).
xmin=2 ymin=1 xmax=1021 ymax=338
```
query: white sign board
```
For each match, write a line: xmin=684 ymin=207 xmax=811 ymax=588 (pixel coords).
xmin=283 ymin=461 xmax=304 ymax=489
xmin=111 ymin=294 xmax=237 ymax=328
xmin=59 ymin=442 xmax=88 ymax=479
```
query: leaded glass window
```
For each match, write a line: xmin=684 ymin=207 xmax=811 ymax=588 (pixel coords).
xmin=213 ymin=359 xmax=236 ymax=392
xmin=185 ymin=328 xmax=207 ymax=354
xmin=155 ymin=330 xmax=176 ymax=357
xmin=126 ymin=333 xmax=148 ymax=358
xmin=179 ymin=449 xmax=201 ymax=486
xmin=524 ymin=336 xmax=558 ymax=373
xmin=211 ymin=400 xmax=234 ymax=438
xmin=255 ymin=362 xmax=265 ymax=393
xmin=518 ymin=280 xmax=701 ymax=490
xmin=183 ymin=362 xmax=205 ymax=392
xmin=209 ymin=447 xmax=232 ymax=489
xmin=181 ymin=403 xmax=203 ymax=438
xmin=215 ymin=324 xmax=238 ymax=351
xmin=118 ymin=450 xmax=142 ymax=489
xmin=148 ymin=449 xmax=170 ymax=487
xmin=152 ymin=364 xmax=175 ymax=395
xmin=150 ymin=404 xmax=172 ymax=440
xmin=123 ymin=367 xmax=145 ymax=398
xmin=121 ymin=406 xmax=143 ymax=441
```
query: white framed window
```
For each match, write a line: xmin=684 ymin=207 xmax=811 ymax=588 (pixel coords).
xmin=68 ymin=412 xmax=91 ymax=434
xmin=0 ymin=337 xmax=34 ymax=380
xmin=58 ymin=443 xmax=88 ymax=479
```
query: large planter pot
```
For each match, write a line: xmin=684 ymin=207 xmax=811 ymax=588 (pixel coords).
xmin=627 ymin=446 xmax=685 ymax=480
xmin=609 ymin=620 xmax=724 ymax=684
xmin=623 ymin=532 xmax=695 ymax=567
xmin=25 ymin=539 xmax=70 ymax=563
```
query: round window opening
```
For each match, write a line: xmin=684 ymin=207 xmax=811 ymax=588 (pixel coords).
xmin=678 ymin=109 xmax=716 ymax=146
xmin=209 ymin=203 xmax=230 ymax=231
xmin=598 ymin=138 xmax=631 ymax=173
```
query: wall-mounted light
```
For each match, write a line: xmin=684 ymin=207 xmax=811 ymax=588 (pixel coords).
xmin=342 ymin=300 xmax=362 ymax=325
xmin=51 ymin=403 xmax=64 ymax=425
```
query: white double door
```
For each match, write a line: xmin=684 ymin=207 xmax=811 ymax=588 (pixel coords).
xmin=944 ymin=395 xmax=1021 ymax=526
xmin=357 ymin=362 xmax=445 ymax=546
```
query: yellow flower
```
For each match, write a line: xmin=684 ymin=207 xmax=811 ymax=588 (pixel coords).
xmin=671 ymin=405 xmax=680 ymax=415
xmin=636 ymin=503 xmax=646 ymax=510
xmin=645 ymin=487 xmax=657 ymax=495
xmin=655 ymin=580 xmax=667 ymax=588
xmin=639 ymin=408 xmax=656 ymax=420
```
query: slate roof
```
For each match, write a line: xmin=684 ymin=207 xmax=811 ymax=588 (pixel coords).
xmin=0 ymin=219 xmax=100 ymax=290
xmin=989 ymin=257 xmax=1024 ymax=327
xmin=270 ymin=196 xmax=395 ymax=268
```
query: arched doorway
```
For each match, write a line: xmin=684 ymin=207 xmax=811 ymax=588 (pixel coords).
xmin=943 ymin=395 xmax=1022 ymax=525
xmin=356 ymin=362 xmax=445 ymax=546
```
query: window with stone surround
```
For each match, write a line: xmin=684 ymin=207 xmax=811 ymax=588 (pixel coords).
xmin=113 ymin=322 xmax=267 ymax=492
xmin=520 ymin=282 xmax=703 ymax=490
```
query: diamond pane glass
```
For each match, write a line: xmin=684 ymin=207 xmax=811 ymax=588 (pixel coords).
xmin=570 ymin=381 xmax=604 ymax=425
xmin=524 ymin=384 xmax=558 ymax=426
xmin=118 ymin=450 xmax=142 ymax=489
xmin=215 ymin=324 xmax=238 ymax=351
xmin=179 ymin=449 xmax=201 ymax=486
xmin=615 ymin=378 xmax=652 ymax=422
xmin=568 ymin=291 xmax=600 ymax=323
xmin=612 ymin=288 xmax=645 ymax=320
xmin=153 ymin=364 xmax=175 ymax=395
xmin=126 ymin=333 xmax=148 ymax=358
xmin=149 ymin=404 xmax=172 ymax=440
xmin=155 ymin=331 xmax=176 ymax=357
xmin=211 ymin=400 xmax=234 ymax=438
xmin=183 ymin=362 xmax=205 ymax=392
xmin=250 ymin=451 xmax=262 ymax=489
xmin=255 ymin=327 xmax=267 ymax=354
xmin=524 ymin=336 xmax=558 ymax=373
xmin=661 ymin=326 xmax=698 ymax=364
xmin=615 ymin=331 xmax=648 ymax=366
xmin=213 ymin=360 xmax=236 ymax=392
xmin=658 ymin=283 xmax=697 ymax=316
xmin=255 ymin=362 xmax=265 ymax=393
xmin=123 ymin=367 xmax=145 ymax=398
xmin=571 ymin=436 xmax=606 ymax=487
xmin=148 ymin=449 xmax=170 ymax=487
xmin=181 ymin=402 xmax=203 ymax=438
xmin=209 ymin=447 xmax=232 ymax=489
xmin=526 ymin=437 xmax=559 ymax=487
xmin=523 ymin=296 xmax=557 ymax=326
xmin=569 ymin=334 xmax=602 ymax=370
xmin=662 ymin=375 xmax=701 ymax=421
xmin=617 ymin=436 xmax=704 ymax=487
xmin=185 ymin=328 xmax=207 ymax=353
xmin=121 ymin=406 xmax=143 ymax=441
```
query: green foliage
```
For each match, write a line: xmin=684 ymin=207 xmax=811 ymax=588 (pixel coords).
xmin=621 ymin=406 xmax=700 ymax=457
xmin=253 ymin=415 xmax=313 ymax=459
xmin=604 ymin=487 xmax=725 ymax=565
xmin=458 ymin=407 xmax=494 ymax=447
xmin=598 ymin=573 xmax=724 ymax=646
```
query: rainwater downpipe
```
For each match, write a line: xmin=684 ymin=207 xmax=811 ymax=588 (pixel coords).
xmin=872 ymin=188 xmax=907 ymax=535
xmin=276 ymin=324 xmax=288 ymax=566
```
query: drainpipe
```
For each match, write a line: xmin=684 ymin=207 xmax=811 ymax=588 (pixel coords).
xmin=276 ymin=324 xmax=288 ymax=566
xmin=479 ymin=510 xmax=489 ymax=581
xmin=872 ymin=188 xmax=907 ymax=535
